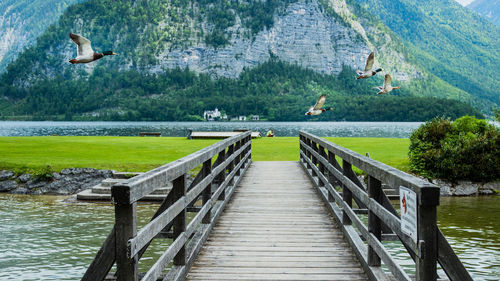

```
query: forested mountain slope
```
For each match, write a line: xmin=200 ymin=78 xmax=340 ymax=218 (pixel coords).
xmin=0 ymin=0 xmax=84 ymax=72
xmin=0 ymin=0 xmax=492 ymax=121
xmin=468 ymin=0 xmax=500 ymax=26
xmin=353 ymin=0 xmax=500 ymax=109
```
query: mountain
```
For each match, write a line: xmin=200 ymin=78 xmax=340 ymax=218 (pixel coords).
xmin=0 ymin=0 xmax=84 ymax=73
xmin=0 ymin=0 xmax=492 ymax=121
xmin=352 ymin=0 xmax=500 ymax=109
xmin=468 ymin=0 xmax=500 ymax=26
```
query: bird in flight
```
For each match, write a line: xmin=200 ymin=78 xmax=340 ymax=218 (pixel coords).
xmin=68 ymin=33 xmax=116 ymax=64
xmin=374 ymin=74 xmax=401 ymax=95
xmin=305 ymin=94 xmax=333 ymax=116
xmin=356 ymin=52 xmax=383 ymax=79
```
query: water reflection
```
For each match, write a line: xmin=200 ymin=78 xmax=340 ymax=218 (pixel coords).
xmin=0 ymin=194 xmax=162 ymax=281
xmin=384 ymin=196 xmax=499 ymax=281
xmin=1 ymin=194 xmax=498 ymax=280
xmin=0 ymin=121 xmax=421 ymax=138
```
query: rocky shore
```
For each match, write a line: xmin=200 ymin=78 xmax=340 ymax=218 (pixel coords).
xmin=0 ymin=168 xmax=498 ymax=196
xmin=432 ymin=179 xmax=500 ymax=196
xmin=0 ymin=168 xmax=113 ymax=195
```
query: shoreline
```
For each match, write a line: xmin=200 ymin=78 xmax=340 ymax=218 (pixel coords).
xmin=1 ymin=167 xmax=498 ymax=197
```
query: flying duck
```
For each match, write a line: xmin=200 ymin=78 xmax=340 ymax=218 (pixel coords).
xmin=375 ymin=74 xmax=401 ymax=95
xmin=356 ymin=52 xmax=383 ymax=79
xmin=305 ymin=94 xmax=333 ymax=116
xmin=68 ymin=33 xmax=116 ymax=64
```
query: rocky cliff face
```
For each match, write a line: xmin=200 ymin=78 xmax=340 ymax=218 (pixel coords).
xmin=6 ymin=0 xmax=420 ymax=87
xmin=152 ymin=0 xmax=417 ymax=81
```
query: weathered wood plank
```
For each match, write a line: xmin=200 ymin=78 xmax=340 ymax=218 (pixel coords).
xmin=300 ymin=131 xmax=438 ymax=194
xmin=185 ymin=161 xmax=367 ymax=281
xmin=164 ymin=157 xmax=252 ymax=281
xmin=112 ymin=132 xmax=250 ymax=204
xmin=114 ymin=203 xmax=138 ymax=281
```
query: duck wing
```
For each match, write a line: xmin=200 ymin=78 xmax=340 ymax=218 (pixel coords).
xmin=384 ymin=74 xmax=392 ymax=88
xmin=70 ymin=33 xmax=94 ymax=57
xmin=364 ymin=52 xmax=374 ymax=72
xmin=313 ymin=94 xmax=326 ymax=110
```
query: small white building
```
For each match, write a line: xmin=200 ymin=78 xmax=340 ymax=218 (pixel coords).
xmin=238 ymin=116 xmax=247 ymax=121
xmin=203 ymin=108 xmax=221 ymax=121
xmin=251 ymin=115 xmax=259 ymax=121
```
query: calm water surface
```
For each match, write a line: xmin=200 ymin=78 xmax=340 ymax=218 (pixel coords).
xmin=385 ymin=196 xmax=500 ymax=280
xmin=0 ymin=194 xmax=498 ymax=280
xmin=0 ymin=121 xmax=421 ymax=138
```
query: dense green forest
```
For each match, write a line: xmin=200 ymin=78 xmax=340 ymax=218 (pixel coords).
xmin=0 ymin=0 xmax=495 ymax=121
xmin=0 ymin=61 xmax=482 ymax=121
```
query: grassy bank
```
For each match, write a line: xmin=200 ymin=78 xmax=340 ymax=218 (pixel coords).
xmin=0 ymin=136 xmax=410 ymax=173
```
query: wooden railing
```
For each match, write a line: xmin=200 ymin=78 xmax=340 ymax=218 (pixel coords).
xmin=299 ymin=131 xmax=472 ymax=281
xmin=82 ymin=131 xmax=252 ymax=281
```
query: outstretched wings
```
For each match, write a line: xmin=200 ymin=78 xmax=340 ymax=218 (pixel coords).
xmin=313 ymin=94 xmax=326 ymax=110
xmin=364 ymin=52 xmax=374 ymax=72
xmin=70 ymin=33 xmax=94 ymax=56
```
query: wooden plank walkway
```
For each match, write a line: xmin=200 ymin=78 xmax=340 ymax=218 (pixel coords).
xmin=185 ymin=161 xmax=368 ymax=281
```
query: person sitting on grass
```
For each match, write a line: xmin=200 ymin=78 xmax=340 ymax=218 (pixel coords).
xmin=266 ymin=129 xmax=275 ymax=137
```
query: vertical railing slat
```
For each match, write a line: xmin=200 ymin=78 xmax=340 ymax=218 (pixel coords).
xmin=368 ymin=175 xmax=382 ymax=266
xmin=341 ymin=160 xmax=353 ymax=225
xmin=115 ymin=202 xmax=138 ymax=281
xmin=416 ymin=188 xmax=439 ymax=281
xmin=202 ymin=159 xmax=212 ymax=224
xmin=215 ymin=149 xmax=226 ymax=201
xmin=172 ymin=175 xmax=186 ymax=266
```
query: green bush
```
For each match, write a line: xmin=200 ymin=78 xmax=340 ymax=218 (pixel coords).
xmin=409 ymin=116 xmax=500 ymax=182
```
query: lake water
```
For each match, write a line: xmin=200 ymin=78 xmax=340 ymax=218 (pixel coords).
xmin=0 ymin=194 xmax=497 ymax=281
xmin=0 ymin=121 xmax=422 ymax=138
xmin=0 ymin=121 xmax=498 ymax=280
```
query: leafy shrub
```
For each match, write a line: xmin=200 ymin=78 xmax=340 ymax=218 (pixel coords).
xmin=34 ymin=165 xmax=55 ymax=181
xmin=409 ymin=116 xmax=500 ymax=182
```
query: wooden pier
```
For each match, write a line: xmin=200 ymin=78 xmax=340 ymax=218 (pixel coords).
xmin=81 ymin=131 xmax=474 ymax=281
xmin=186 ymin=161 xmax=366 ymax=280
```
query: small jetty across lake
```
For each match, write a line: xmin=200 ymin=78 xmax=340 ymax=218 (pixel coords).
xmin=187 ymin=130 xmax=261 ymax=139
xmin=82 ymin=131 xmax=474 ymax=281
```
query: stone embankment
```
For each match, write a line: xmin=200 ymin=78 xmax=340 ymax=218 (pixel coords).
xmin=0 ymin=168 xmax=113 ymax=195
xmin=432 ymin=179 xmax=500 ymax=196
xmin=0 ymin=168 xmax=498 ymax=196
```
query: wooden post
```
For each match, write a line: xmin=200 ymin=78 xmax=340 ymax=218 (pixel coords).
xmin=202 ymin=159 xmax=212 ymax=224
xmin=235 ymin=140 xmax=241 ymax=176
xmin=342 ymin=160 xmax=353 ymax=225
xmin=311 ymin=141 xmax=319 ymax=167
xmin=172 ymin=174 xmax=186 ymax=266
xmin=215 ymin=149 xmax=226 ymax=201
xmin=416 ymin=187 xmax=440 ymax=281
xmin=368 ymin=175 xmax=382 ymax=266
xmin=227 ymin=144 xmax=235 ymax=186
xmin=327 ymin=151 xmax=337 ymax=202
xmin=306 ymin=138 xmax=312 ymax=169
xmin=318 ymin=145 xmax=327 ymax=183
xmin=299 ymin=135 xmax=304 ymax=162
xmin=115 ymin=202 xmax=138 ymax=281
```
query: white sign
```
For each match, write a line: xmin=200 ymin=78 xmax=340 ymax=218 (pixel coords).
xmin=400 ymin=186 xmax=418 ymax=243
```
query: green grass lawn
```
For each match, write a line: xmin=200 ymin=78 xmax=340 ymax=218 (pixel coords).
xmin=0 ymin=136 xmax=410 ymax=173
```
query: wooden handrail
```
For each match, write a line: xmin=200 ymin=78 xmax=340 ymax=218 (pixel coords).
xmin=112 ymin=132 xmax=250 ymax=204
xmin=82 ymin=131 xmax=252 ymax=281
xmin=299 ymin=131 xmax=472 ymax=281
